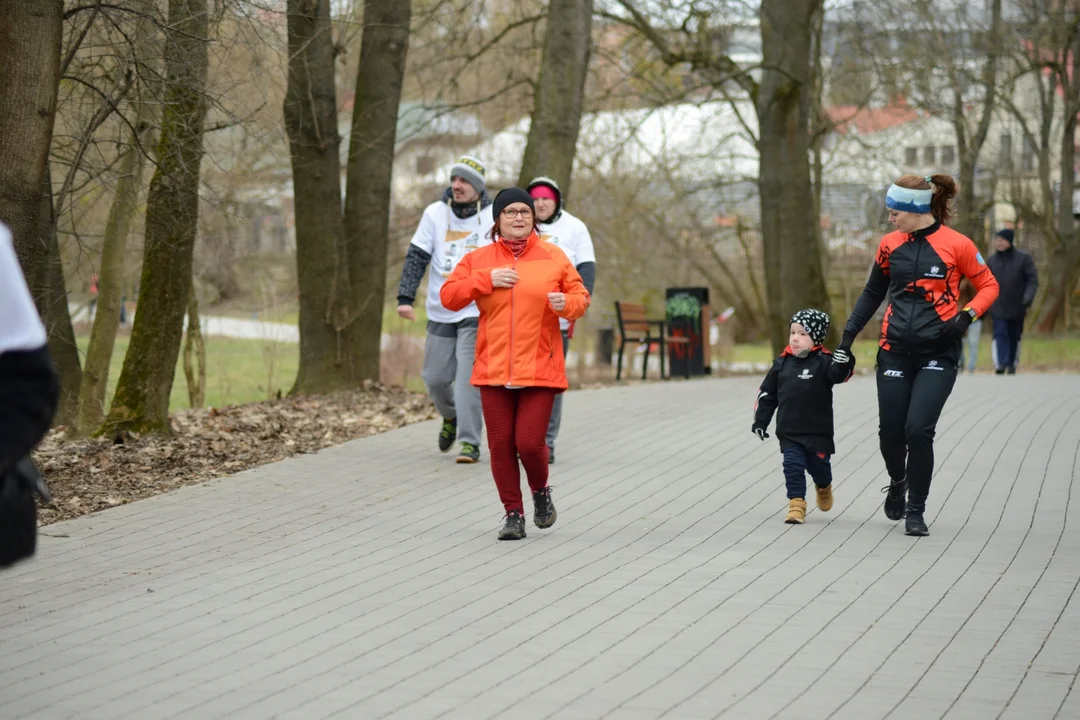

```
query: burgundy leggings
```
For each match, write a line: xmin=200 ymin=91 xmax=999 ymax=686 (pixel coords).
xmin=479 ymin=386 xmax=557 ymax=514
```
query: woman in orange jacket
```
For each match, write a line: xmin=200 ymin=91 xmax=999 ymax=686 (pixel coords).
xmin=441 ymin=187 xmax=590 ymax=540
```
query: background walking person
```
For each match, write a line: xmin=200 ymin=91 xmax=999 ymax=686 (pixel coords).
xmin=986 ymin=229 xmax=1038 ymax=375
xmin=838 ymin=174 xmax=998 ymax=536
xmin=958 ymin=279 xmax=982 ymax=374
xmin=441 ymin=188 xmax=590 ymax=540
xmin=527 ymin=176 xmax=596 ymax=464
xmin=397 ymin=156 xmax=494 ymax=463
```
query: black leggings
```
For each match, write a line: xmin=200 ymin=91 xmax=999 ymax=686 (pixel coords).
xmin=876 ymin=348 xmax=958 ymax=511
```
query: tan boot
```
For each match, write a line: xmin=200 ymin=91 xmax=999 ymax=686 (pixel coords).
xmin=816 ymin=484 xmax=834 ymax=512
xmin=785 ymin=498 xmax=807 ymax=524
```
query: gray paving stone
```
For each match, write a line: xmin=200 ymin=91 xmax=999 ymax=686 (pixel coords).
xmin=1 ymin=375 xmax=1079 ymax=719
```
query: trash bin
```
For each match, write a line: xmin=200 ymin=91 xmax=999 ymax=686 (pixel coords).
xmin=596 ymin=327 xmax=614 ymax=366
xmin=665 ymin=287 xmax=710 ymax=377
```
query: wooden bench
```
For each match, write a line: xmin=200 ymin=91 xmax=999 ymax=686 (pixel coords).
xmin=614 ymin=301 xmax=691 ymax=381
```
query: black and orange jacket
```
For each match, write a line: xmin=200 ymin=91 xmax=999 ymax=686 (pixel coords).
xmin=841 ymin=222 xmax=999 ymax=353
xmin=753 ymin=346 xmax=854 ymax=455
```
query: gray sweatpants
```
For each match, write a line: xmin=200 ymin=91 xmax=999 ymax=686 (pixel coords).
xmin=546 ymin=331 xmax=571 ymax=450
xmin=422 ymin=319 xmax=483 ymax=446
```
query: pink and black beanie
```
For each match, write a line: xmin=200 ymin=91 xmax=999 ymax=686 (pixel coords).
xmin=527 ymin=176 xmax=563 ymax=218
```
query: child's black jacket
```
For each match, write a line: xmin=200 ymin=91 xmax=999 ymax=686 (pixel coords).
xmin=753 ymin=346 xmax=854 ymax=455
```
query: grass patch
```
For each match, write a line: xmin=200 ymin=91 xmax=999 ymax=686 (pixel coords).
xmin=215 ymin=299 xmax=432 ymax=339
xmin=723 ymin=335 xmax=1080 ymax=371
xmin=79 ymin=329 xmax=1080 ymax=417
xmin=77 ymin=334 xmax=299 ymax=413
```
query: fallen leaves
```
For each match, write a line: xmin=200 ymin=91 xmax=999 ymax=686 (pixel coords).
xmin=32 ymin=381 xmax=437 ymax=526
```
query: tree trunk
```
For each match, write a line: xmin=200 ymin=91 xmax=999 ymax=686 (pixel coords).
xmin=955 ymin=154 xmax=984 ymax=250
xmin=757 ymin=0 xmax=832 ymax=354
xmin=1035 ymin=23 xmax=1080 ymax=332
xmin=100 ymin=0 xmax=208 ymax=437
xmin=809 ymin=1 xmax=829 ymax=278
xmin=76 ymin=12 xmax=158 ymax=434
xmin=0 ymin=1 xmax=62 ymax=289
xmin=516 ymin=0 xmax=593 ymax=196
xmin=76 ymin=139 xmax=152 ymax=432
xmin=286 ymin=0 xmax=359 ymax=395
xmin=182 ymin=281 xmax=206 ymax=408
xmin=36 ymin=166 xmax=83 ymax=429
xmin=952 ymin=0 xmax=1003 ymax=252
xmin=342 ymin=0 xmax=412 ymax=383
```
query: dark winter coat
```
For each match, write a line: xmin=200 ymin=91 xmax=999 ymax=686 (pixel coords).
xmin=753 ymin=347 xmax=854 ymax=455
xmin=986 ymin=247 xmax=1039 ymax=320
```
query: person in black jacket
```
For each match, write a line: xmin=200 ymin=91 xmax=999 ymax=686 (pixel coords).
xmin=0 ymin=222 xmax=60 ymax=568
xmin=986 ymin=229 xmax=1038 ymax=374
xmin=753 ymin=309 xmax=855 ymax=524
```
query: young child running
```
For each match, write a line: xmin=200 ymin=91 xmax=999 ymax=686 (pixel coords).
xmin=752 ymin=309 xmax=855 ymax=524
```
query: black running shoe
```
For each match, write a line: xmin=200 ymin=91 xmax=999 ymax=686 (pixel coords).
xmin=438 ymin=418 xmax=457 ymax=452
xmin=498 ymin=511 xmax=527 ymax=541
xmin=456 ymin=442 xmax=480 ymax=464
xmin=1007 ymin=365 xmax=1017 ymax=375
xmin=882 ymin=478 xmax=907 ymax=521
xmin=905 ymin=511 xmax=929 ymax=536
xmin=532 ymin=487 xmax=557 ymax=529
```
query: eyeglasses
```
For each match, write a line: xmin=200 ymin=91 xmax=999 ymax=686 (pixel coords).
xmin=501 ymin=208 xmax=533 ymax=218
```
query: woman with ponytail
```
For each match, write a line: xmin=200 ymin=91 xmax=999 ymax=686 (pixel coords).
xmin=836 ymin=174 xmax=999 ymax=536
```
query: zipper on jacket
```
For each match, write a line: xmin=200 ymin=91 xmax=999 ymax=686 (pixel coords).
xmin=905 ymin=235 xmax=923 ymax=345
xmin=508 ymin=252 xmax=518 ymax=386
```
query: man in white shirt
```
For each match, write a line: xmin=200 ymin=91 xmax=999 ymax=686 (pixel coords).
xmin=0 ymin=222 xmax=59 ymax=567
xmin=397 ymin=156 xmax=494 ymax=463
xmin=527 ymin=177 xmax=596 ymax=465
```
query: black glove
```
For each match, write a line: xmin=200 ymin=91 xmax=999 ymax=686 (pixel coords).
xmin=752 ymin=425 xmax=769 ymax=441
xmin=941 ymin=311 xmax=973 ymax=343
xmin=832 ymin=347 xmax=852 ymax=366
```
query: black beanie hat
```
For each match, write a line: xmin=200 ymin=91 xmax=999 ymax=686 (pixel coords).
xmin=492 ymin=187 xmax=535 ymax=222
xmin=790 ymin=308 xmax=831 ymax=345
xmin=527 ymin=176 xmax=563 ymax=218
xmin=996 ymin=228 xmax=1015 ymax=246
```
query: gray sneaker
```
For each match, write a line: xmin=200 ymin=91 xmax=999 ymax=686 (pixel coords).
xmin=532 ymin=487 xmax=557 ymax=529
xmin=498 ymin=511 xmax=527 ymax=541
xmin=456 ymin=442 xmax=480 ymax=464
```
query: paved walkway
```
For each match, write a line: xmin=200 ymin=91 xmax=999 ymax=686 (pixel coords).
xmin=2 ymin=374 xmax=1080 ymax=719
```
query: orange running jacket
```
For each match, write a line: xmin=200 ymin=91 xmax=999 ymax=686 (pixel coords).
xmin=440 ymin=231 xmax=590 ymax=389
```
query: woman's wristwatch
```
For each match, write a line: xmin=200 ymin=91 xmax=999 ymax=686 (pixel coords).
xmin=964 ymin=307 xmax=978 ymax=321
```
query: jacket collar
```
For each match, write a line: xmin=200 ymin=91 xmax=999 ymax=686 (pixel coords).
xmin=908 ymin=220 xmax=941 ymax=240
xmin=781 ymin=345 xmax=824 ymax=358
xmin=496 ymin=229 xmax=540 ymax=258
